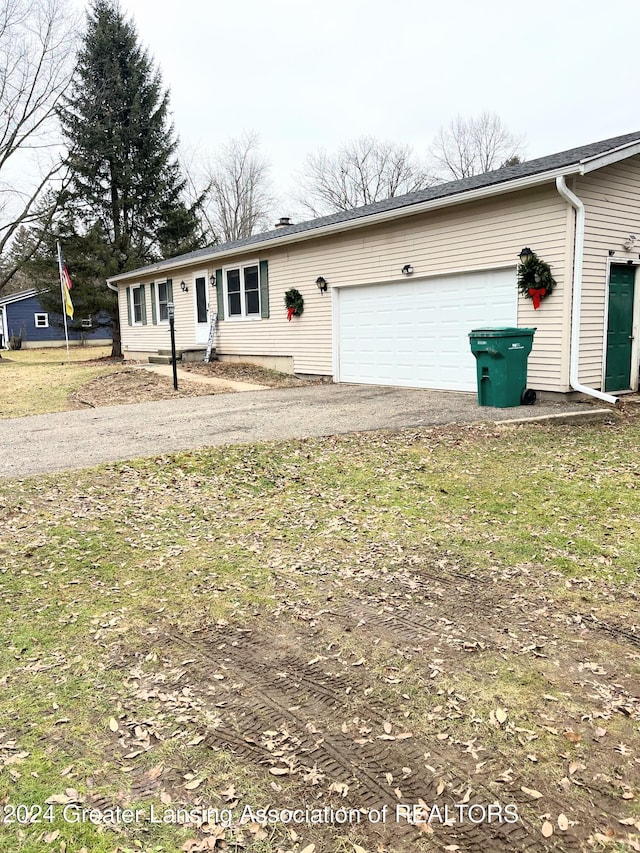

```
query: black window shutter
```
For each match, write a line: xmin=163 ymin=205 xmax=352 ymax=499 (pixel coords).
xmin=259 ymin=260 xmax=269 ymax=318
xmin=167 ymin=279 xmax=173 ymax=302
xmin=126 ymin=287 xmax=132 ymax=326
xmin=215 ymin=269 xmax=224 ymax=318
xmin=150 ymin=282 xmax=157 ymax=324
xmin=140 ymin=285 xmax=147 ymax=325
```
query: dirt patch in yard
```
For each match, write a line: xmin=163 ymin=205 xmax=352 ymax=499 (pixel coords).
xmin=68 ymin=361 xmax=314 ymax=408
xmin=67 ymin=366 xmax=225 ymax=408
xmin=181 ymin=360 xmax=316 ymax=388
xmin=91 ymin=554 xmax=640 ymax=853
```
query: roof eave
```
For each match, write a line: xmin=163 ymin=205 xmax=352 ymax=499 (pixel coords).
xmin=579 ymin=140 xmax=640 ymax=173
xmin=106 ymin=163 xmax=582 ymax=285
xmin=0 ymin=288 xmax=39 ymax=306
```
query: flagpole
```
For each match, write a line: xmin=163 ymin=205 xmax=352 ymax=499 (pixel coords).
xmin=56 ymin=240 xmax=70 ymax=360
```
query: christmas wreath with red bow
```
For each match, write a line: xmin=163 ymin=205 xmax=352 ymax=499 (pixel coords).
xmin=517 ymin=252 xmax=557 ymax=310
xmin=284 ymin=288 xmax=304 ymax=321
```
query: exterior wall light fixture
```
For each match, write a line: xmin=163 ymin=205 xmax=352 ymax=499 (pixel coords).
xmin=180 ymin=280 xmax=189 ymax=292
xmin=518 ymin=247 xmax=534 ymax=263
xmin=401 ymin=264 xmax=413 ymax=276
xmin=316 ymin=276 xmax=328 ymax=292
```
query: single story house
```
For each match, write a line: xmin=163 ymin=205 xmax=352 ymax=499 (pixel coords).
xmin=0 ymin=289 xmax=112 ymax=349
xmin=107 ymin=130 xmax=640 ymax=402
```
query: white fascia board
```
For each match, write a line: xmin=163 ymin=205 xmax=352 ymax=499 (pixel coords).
xmin=0 ymin=288 xmax=39 ymax=306
xmin=106 ymin=165 xmax=581 ymax=286
xmin=579 ymin=141 xmax=640 ymax=173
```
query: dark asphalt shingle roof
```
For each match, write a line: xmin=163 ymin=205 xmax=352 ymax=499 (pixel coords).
xmin=112 ymin=130 xmax=640 ymax=279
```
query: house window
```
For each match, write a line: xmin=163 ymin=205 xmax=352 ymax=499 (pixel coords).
xmin=225 ymin=263 xmax=260 ymax=319
xmin=132 ymin=286 xmax=143 ymax=323
xmin=157 ymin=281 xmax=169 ymax=322
xmin=81 ymin=318 xmax=92 ymax=328
xmin=34 ymin=313 xmax=49 ymax=328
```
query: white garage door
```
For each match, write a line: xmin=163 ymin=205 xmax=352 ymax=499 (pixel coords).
xmin=335 ymin=269 xmax=517 ymax=392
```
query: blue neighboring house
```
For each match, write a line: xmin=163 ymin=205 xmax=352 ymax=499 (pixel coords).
xmin=0 ymin=289 xmax=112 ymax=349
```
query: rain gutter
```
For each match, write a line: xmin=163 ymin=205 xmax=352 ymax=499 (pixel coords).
xmin=555 ymin=175 xmax=618 ymax=405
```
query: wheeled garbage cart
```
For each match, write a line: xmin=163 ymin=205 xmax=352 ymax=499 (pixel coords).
xmin=469 ymin=327 xmax=536 ymax=408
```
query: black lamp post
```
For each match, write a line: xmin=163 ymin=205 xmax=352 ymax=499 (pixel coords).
xmin=167 ymin=301 xmax=178 ymax=391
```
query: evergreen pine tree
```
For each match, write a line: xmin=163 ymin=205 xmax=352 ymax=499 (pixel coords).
xmin=54 ymin=0 xmax=204 ymax=356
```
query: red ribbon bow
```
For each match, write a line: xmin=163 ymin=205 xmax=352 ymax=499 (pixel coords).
xmin=287 ymin=306 xmax=296 ymax=321
xmin=528 ymin=287 xmax=547 ymax=310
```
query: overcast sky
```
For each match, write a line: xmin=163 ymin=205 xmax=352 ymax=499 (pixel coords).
xmin=83 ymin=0 xmax=640 ymax=219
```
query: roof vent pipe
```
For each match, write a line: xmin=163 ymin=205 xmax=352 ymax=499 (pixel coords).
xmin=555 ymin=175 xmax=618 ymax=405
xmin=275 ymin=217 xmax=292 ymax=228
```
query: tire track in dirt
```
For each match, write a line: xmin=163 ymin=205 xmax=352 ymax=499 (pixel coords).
xmin=399 ymin=563 xmax=640 ymax=654
xmin=157 ymin=623 xmax=578 ymax=853
xmin=313 ymin=563 xmax=640 ymax=716
xmin=105 ymin=552 xmax=638 ymax=852
xmin=165 ymin=630 xmax=423 ymax=849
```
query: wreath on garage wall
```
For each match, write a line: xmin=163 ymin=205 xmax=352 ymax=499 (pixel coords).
xmin=284 ymin=288 xmax=304 ymax=321
xmin=517 ymin=252 xmax=557 ymax=310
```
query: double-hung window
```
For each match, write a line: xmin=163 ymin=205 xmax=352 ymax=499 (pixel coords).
xmin=34 ymin=313 xmax=49 ymax=328
xmin=225 ymin=263 xmax=260 ymax=319
xmin=132 ymin=286 xmax=144 ymax=324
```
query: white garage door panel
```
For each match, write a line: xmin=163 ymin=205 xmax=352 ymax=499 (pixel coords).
xmin=336 ymin=269 xmax=517 ymax=392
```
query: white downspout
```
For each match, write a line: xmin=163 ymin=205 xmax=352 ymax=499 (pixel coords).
xmin=555 ymin=175 xmax=618 ymax=405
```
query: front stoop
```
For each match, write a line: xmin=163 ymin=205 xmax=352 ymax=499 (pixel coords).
xmin=182 ymin=348 xmax=210 ymax=363
xmin=149 ymin=351 xmax=179 ymax=365
xmin=148 ymin=348 xmax=212 ymax=365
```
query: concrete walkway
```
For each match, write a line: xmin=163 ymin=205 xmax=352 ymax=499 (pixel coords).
xmin=132 ymin=362 xmax=267 ymax=392
xmin=0 ymin=384 xmax=610 ymax=480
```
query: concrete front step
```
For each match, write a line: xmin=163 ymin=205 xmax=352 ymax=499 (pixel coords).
xmin=148 ymin=355 xmax=177 ymax=365
xmin=150 ymin=348 xmax=214 ymax=365
xmin=182 ymin=348 xmax=211 ymax=363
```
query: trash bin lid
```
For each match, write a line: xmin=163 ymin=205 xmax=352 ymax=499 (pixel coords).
xmin=469 ymin=327 xmax=536 ymax=338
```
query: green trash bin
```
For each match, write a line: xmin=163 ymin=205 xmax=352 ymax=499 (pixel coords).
xmin=469 ymin=327 xmax=536 ymax=408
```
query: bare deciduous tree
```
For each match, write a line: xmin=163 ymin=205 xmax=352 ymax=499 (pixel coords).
xmin=183 ymin=132 xmax=274 ymax=244
xmin=0 ymin=0 xmax=76 ymax=292
xmin=296 ymin=136 xmax=431 ymax=217
xmin=429 ymin=112 xmax=525 ymax=181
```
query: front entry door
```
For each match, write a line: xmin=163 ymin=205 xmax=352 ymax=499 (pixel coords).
xmin=194 ymin=273 xmax=209 ymax=344
xmin=605 ymin=265 xmax=636 ymax=392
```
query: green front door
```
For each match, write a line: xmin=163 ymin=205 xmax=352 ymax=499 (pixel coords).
xmin=605 ymin=265 xmax=636 ymax=392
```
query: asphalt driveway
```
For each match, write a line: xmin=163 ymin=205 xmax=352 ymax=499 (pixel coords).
xmin=0 ymin=383 xmax=603 ymax=480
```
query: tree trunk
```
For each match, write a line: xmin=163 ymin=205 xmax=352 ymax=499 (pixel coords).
xmin=110 ymin=308 xmax=122 ymax=358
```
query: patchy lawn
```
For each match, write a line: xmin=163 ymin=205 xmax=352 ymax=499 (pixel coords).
xmin=0 ymin=350 xmax=312 ymax=418
xmin=0 ymin=347 xmax=114 ymax=365
xmin=1 ymin=418 xmax=640 ymax=853
xmin=0 ymin=347 xmax=117 ymax=418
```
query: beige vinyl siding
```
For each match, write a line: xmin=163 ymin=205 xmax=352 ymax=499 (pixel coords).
xmin=215 ymin=186 xmax=569 ymax=386
xmin=215 ymin=250 xmax=331 ymax=375
xmin=120 ymin=272 xmax=214 ymax=355
xmin=119 ymin=184 xmax=571 ymax=390
xmin=575 ymin=157 xmax=640 ymax=387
